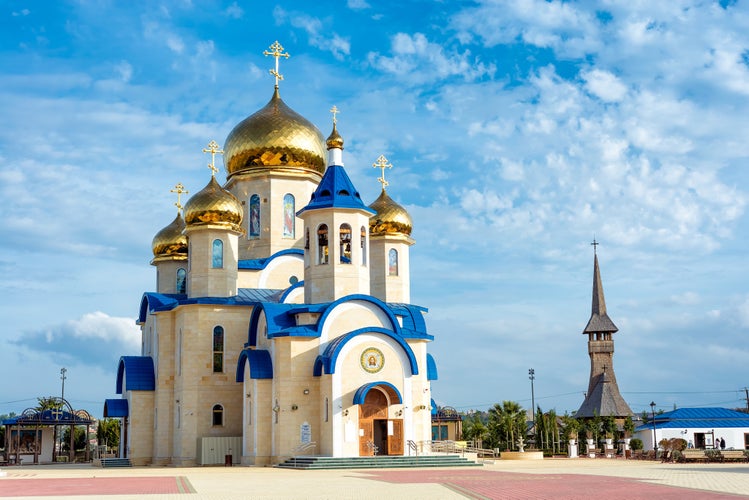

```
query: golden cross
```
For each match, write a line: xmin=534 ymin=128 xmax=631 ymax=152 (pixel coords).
xmin=202 ymin=140 xmax=223 ymax=177
xmin=330 ymin=105 xmax=339 ymax=125
xmin=373 ymin=155 xmax=393 ymax=189
xmin=170 ymin=183 xmax=189 ymax=212
xmin=263 ymin=40 xmax=290 ymax=88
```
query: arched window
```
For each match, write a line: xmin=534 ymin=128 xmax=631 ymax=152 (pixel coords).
xmin=318 ymin=224 xmax=329 ymax=264
xmin=360 ymin=226 xmax=367 ymax=265
xmin=213 ymin=326 xmax=224 ymax=373
xmin=388 ymin=248 xmax=398 ymax=276
xmin=176 ymin=268 xmax=186 ymax=294
xmin=212 ymin=239 xmax=223 ymax=269
xmin=212 ymin=404 xmax=223 ymax=426
xmin=283 ymin=194 xmax=295 ymax=238
xmin=249 ymin=194 xmax=260 ymax=238
xmin=339 ymin=224 xmax=352 ymax=264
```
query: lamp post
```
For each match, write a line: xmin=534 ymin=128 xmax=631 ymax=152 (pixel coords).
xmin=529 ymin=368 xmax=536 ymax=441
xmin=650 ymin=401 xmax=657 ymax=455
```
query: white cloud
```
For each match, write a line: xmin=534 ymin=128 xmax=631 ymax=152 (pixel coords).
xmin=347 ymin=0 xmax=370 ymax=9
xmin=273 ymin=7 xmax=350 ymax=60
xmin=114 ymin=60 xmax=132 ymax=83
xmin=225 ymin=2 xmax=243 ymax=19
xmin=582 ymin=69 xmax=627 ymax=102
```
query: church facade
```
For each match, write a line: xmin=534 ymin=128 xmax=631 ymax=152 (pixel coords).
xmin=104 ymin=43 xmax=437 ymax=466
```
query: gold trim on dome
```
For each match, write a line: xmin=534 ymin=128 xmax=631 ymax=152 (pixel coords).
xmin=373 ymin=155 xmax=392 ymax=188
xmin=152 ymin=212 xmax=188 ymax=258
xmin=223 ymin=88 xmax=326 ymax=177
xmin=184 ymin=176 xmax=244 ymax=232
xmin=361 ymin=347 xmax=385 ymax=374
xmin=369 ymin=188 xmax=413 ymax=236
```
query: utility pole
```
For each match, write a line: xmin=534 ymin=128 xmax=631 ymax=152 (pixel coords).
xmin=529 ymin=368 xmax=536 ymax=441
xmin=60 ymin=367 xmax=67 ymax=401
xmin=744 ymin=387 xmax=748 ymax=413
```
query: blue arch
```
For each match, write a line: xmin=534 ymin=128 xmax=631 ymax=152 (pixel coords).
xmin=426 ymin=353 xmax=438 ymax=381
xmin=353 ymin=382 xmax=403 ymax=405
xmin=235 ymin=349 xmax=273 ymax=382
xmin=314 ymin=327 xmax=418 ymax=376
xmin=116 ymin=356 xmax=155 ymax=394
xmin=318 ymin=294 xmax=401 ymax=335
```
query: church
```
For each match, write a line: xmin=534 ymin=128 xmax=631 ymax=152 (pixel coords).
xmin=103 ymin=42 xmax=438 ymax=466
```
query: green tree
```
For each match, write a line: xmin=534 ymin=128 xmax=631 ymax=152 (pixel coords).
xmin=97 ymin=419 xmax=120 ymax=451
xmin=623 ymin=416 xmax=635 ymax=437
xmin=489 ymin=401 xmax=525 ymax=451
xmin=61 ymin=427 xmax=87 ymax=452
xmin=36 ymin=397 xmax=63 ymax=411
xmin=0 ymin=412 xmax=17 ymax=447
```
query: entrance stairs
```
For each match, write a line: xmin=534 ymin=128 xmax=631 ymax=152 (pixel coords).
xmin=276 ymin=454 xmax=482 ymax=469
xmin=100 ymin=458 xmax=132 ymax=468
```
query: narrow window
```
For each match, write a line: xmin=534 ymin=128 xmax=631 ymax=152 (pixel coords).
xmin=339 ymin=224 xmax=352 ymax=264
xmin=248 ymin=399 xmax=252 ymax=426
xmin=177 ymin=329 xmax=182 ymax=376
xmin=212 ymin=404 xmax=223 ymax=426
xmin=305 ymin=228 xmax=310 ymax=249
xmin=249 ymin=194 xmax=260 ymax=238
xmin=176 ymin=268 xmax=186 ymax=294
xmin=154 ymin=408 xmax=158 ymax=430
xmin=212 ymin=239 xmax=223 ymax=268
xmin=213 ymin=326 xmax=224 ymax=373
xmin=317 ymin=224 xmax=329 ymax=265
xmin=360 ymin=226 xmax=367 ymax=265
xmin=324 ymin=397 xmax=329 ymax=423
xmin=177 ymin=404 xmax=181 ymax=429
xmin=283 ymin=194 xmax=295 ymax=238
xmin=388 ymin=248 xmax=399 ymax=276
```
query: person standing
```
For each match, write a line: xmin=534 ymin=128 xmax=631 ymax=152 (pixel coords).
xmin=720 ymin=437 xmax=726 ymax=450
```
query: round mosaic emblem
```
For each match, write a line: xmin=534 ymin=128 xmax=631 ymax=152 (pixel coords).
xmin=360 ymin=347 xmax=384 ymax=373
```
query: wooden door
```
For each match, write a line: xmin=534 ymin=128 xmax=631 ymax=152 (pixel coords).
xmin=388 ymin=419 xmax=404 ymax=455
xmin=359 ymin=420 xmax=374 ymax=456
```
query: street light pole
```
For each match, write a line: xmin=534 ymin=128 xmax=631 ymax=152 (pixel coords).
xmin=529 ymin=368 xmax=536 ymax=440
xmin=60 ymin=367 xmax=67 ymax=402
xmin=650 ymin=401 xmax=657 ymax=455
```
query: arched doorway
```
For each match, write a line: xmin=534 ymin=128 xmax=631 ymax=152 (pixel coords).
xmin=357 ymin=385 xmax=403 ymax=456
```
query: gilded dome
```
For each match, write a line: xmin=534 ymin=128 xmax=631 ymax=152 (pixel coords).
xmin=326 ymin=122 xmax=344 ymax=150
xmin=369 ymin=188 xmax=413 ymax=236
xmin=151 ymin=212 xmax=187 ymax=260
xmin=184 ymin=176 xmax=243 ymax=232
xmin=223 ymin=88 xmax=326 ymax=177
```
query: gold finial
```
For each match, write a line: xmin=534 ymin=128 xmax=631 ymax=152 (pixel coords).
xmin=263 ymin=40 xmax=290 ymax=88
xmin=330 ymin=105 xmax=339 ymax=125
xmin=170 ymin=182 xmax=189 ymax=212
xmin=202 ymin=140 xmax=224 ymax=177
xmin=373 ymin=154 xmax=393 ymax=189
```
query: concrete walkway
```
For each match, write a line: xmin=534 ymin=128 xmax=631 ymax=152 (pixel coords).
xmin=0 ymin=458 xmax=748 ymax=499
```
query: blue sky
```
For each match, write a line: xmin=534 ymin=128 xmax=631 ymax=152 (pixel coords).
xmin=2 ymin=0 xmax=748 ymax=419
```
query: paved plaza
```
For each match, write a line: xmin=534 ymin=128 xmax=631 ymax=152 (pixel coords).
xmin=1 ymin=458 xmax=749 ymax=499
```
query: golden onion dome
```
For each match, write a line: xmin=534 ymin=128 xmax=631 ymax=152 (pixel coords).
xmin=369 ymin=188 xmax=413 ymax=236
xmin=223 ymin=88 xmax=326 ymax=178
xmin=326 ymin=122 xmax=344 ymax=150
xmin=151 ymin=212 xmax=187 ymax=260
xmin=184 ymin=176 xmax=243 ymax=232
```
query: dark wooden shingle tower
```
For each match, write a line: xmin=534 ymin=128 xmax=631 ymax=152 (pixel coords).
xmin=576 ymin=242 xmax=633 ymax=418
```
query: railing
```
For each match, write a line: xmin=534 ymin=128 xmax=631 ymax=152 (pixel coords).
xmin=289 ymin=441 xmax=317 ymax=467
xmin=430 ymin=440 xmax=496 ymax=463
xmin=365 ymin=440 xmax=379 ymax=456
xmin=407 ymin=440 xmax=418 ymax=457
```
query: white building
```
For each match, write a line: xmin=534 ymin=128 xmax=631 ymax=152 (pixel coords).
xmin=634 ymin=407 xmax=749 ymax=450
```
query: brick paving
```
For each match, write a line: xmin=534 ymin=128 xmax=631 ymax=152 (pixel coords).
xmin=0 ymin=476 xmax=190 ymax=497
xmin=365 ymin=468 xmax=747 ymax=499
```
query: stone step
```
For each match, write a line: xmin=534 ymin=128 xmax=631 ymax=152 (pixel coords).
xmin=100 ymin=458 xmax=132 ymax=468
xmin=277 ymin=454 xmax=482 ymax=469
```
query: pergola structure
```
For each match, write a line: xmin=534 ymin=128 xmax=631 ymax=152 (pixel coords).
xmin=2 ymin=397 xmax=94 ymax=464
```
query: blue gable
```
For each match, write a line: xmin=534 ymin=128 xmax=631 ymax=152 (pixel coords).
xmin=238 ymin=248 xmax=304 ymax=270
xmin=103 ymin=398 xmax=129 ymax=417
xmin=236 ymin=349 xmax=273 ymax=381
xmin=296 ymin=165 xmax=375 ymax=215
xmin=116 ymin=356 xmax=155 ymax=393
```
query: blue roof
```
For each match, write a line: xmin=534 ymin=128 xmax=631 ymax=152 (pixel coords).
xmin=235 ymin=349 xmax=273 ymax=381
xmin=635 ymin=407 xmax=749 ymax=431
xmin=314 ymin=327 xmax=419 ymax=376
xmin=426 ymin=353 xmax=438 ymax=381
xmin=353 ymin=382 xmax=403 ymax=405
xmin=139 ymin=288 xmax=281 ymax=322
xmin=116 ymin=356 xmax=155 ymax=393
xmin=238 ymin=248 xmax=304 ymax=270
xmin=296 ymin=165 xmax=375 ymax=215
xmin=103 ymin=399 xmax=129 ymax=417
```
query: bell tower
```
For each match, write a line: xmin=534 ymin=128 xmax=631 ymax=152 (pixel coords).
xmin=576 ymin=241 xmax=633 ymax=418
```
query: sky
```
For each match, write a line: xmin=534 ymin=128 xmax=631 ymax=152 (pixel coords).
xmin=1 ymin=0 xmax=748 ymax=420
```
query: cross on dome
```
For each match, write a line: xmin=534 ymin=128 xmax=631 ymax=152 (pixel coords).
xmin=373 ymin=154 xmax=393 ymax=189
xmin=170 ymin=183 xmax=189 ymax=212
xmin=202 ymin=140 xmax=224 ymax=177
xmin=264 ymin=40 xmax=290 ymax=88
xmin=330 ymin=105 xmax=339 ymax=124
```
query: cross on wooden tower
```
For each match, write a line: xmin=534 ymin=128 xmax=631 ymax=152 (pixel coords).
xmin=263 ymin=41 xmax=290 ymax=88
xmin=170 ymin=183 xmax=189 ymax=212
xmin=202 ymin=140 xmax=223 ymax=177
xmin=373 ymin=155 xmax=393 ymax=189
xmin=591 ymin=237 xmax=599 ymax=255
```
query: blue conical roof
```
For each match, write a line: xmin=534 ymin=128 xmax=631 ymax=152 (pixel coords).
xmin=297 ymin=165 xmax=375 ymax=216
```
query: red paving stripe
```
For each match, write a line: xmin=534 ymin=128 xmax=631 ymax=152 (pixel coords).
xmin=0 ymin=476 xmax=185 ymax=497
xmin=365 ymin=469 xmax=747 ymax=500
